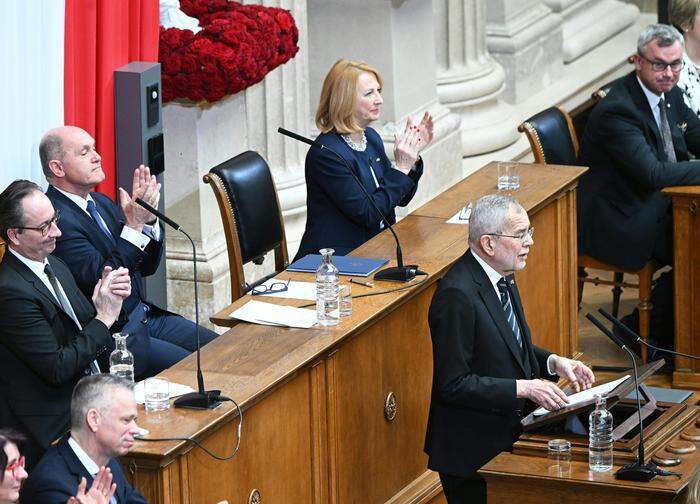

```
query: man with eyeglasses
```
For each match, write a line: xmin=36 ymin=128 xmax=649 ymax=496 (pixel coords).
xmin=40 ymin=125 xmax=219 ymax=380
xmin=577 ymin=23 xmax=700 ymax=354
xmin=424 ymin=194 xmax=594 ymax=504
xmin=0 ymin=180 xmax=131 ymax=469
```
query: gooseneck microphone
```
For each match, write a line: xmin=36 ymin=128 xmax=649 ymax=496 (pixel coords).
xmin=135 ymin=198 xmax=221 ymax=410
xmin=598 ymin=308 xmax=700 ymax=362
xmin=585 ymin=313 xmax=667 ymax=481
xmin=278 ymin=127 xmax=421 ymax=282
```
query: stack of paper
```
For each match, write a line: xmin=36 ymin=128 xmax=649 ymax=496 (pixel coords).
xmin=231 ymin=300 xmax=317 ymax=328
xmin=533 ymin=375 xmax=629 ymax=416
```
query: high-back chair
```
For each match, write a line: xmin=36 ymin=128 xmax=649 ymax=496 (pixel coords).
xmin=518 ymin=105 xmax=655 ymax=362
xmin=204 ymin=151 xmax=289 ymax=307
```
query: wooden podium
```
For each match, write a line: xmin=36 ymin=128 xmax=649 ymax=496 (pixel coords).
xmin=122 ymin=163 xmax=585 ymax=503
xmin=663 ymin=186 xmax=700 ymax=389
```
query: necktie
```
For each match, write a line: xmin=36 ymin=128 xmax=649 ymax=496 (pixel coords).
xmin=86 ymin=200 xmax=115 ymax=243
xmin=44 ymin=264 xmax=101 ymax=374
xmin=497 ymin=278 xmax=522 ymax=348
xmin=658 ymin=99 xmax=677 ymax=163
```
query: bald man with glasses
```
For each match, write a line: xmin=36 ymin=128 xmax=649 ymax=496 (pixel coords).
xmin=0 ymin=180 xmax=130 ymax=469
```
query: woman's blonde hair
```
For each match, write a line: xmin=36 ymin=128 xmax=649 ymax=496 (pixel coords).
xmin=315 ymin=59 xmax=384 ymax=134
xmin=669 ymin=0 xmax=700 ymax=31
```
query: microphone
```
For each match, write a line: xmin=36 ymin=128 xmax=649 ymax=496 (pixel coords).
xmin=135 ymin=198 xmax=221 ymax=410
xmin=598 ymin=308 xmax=700 ymax=361
xmin=585 ymin=312 xmax=660 ymax=481
xmin=278 ymin=127 xmax=421 ymax=282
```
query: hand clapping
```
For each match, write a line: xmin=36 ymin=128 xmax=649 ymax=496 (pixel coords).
xmin=118 ymin=165 xmax=161 ymax=232
xmin=393 ymin=112 xmax=434 ymax=175
xmin=66 ymin=467 xmax=116 ymax=504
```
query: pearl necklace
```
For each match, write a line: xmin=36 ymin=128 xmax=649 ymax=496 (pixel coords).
xmin=341 ymin=131 xmax=367 ymax=151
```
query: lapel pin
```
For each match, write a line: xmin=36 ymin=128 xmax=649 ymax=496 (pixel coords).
xmin=677 ymin=121 xmax=688 ymax=133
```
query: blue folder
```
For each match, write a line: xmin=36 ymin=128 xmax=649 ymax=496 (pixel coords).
xmin=287 ymin=254 xmax=389 ymax=277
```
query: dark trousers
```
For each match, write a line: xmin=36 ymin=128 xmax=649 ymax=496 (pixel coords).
xmin=439 ymin=472 xmax=486 ymax=504
xmin=122 ymin=303 xmax=219 ymax=379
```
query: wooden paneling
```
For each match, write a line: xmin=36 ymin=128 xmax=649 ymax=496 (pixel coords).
xmin=329 ymin=286 xmax=435 ymax=503
xmin=125 ymin=163 xmax=585 ymax=503
xmin=663 ymin=187 xmax=700 ymax=389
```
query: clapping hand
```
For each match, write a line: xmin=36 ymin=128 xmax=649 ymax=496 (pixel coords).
xmin=118 ymin=165 xmax=161 ymax=232
xmin=66 ymin=467 xmax=116 ymax=504
xmin=393 ymin=112 xmax=434 ymax=175
xmin=92 ymin=266 xmax=131 ymax=328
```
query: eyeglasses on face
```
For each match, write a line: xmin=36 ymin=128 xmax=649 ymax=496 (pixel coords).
xmin=16 ymin=211 xmax=60 ymax=237
xmin=251 ymin=278 xmax=291 ymax=296
xmin=638 ymin=53 xmax=683 ymax=72
xmin=5 ymin=455 xmax=25 ymax=476
xmin=484 ymin=226 xmax=534 ymax=242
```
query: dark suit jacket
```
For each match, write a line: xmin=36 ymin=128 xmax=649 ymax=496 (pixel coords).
xmin=577 ymin=71 xmax=700 ymax=270
xmin=295 ymin=127 xmax=423 ymax=259
xmin=424 ymin=251 xmax=552 ymax=478
xmin=21 ymin=435 xmax=147 ymax=504
xmin=0 ymin=253 xmax=111 ymax=452
xmin=46 ymin=185 xmax=166 ymax=376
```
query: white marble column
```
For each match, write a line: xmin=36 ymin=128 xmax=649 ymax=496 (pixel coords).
xmin=433 ymin=0 xmax=518 ymax=157
xmin=486 ymin=0 xmax=564 ymax=104
xmin=307 ymin=0 xmax=462 ymax=212
xmin=542 ymin=0 xmax=639 ymax=63
xmin=162 ymin=0 xmax=309 ymax=327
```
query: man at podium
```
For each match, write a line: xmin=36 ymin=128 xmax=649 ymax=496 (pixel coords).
xmin=424 ymin=194 xmax=595 ymax=503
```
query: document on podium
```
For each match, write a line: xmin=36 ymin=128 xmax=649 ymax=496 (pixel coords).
xmin=231 ymin=300 xmax=317 ymax=328
xmin=533 ymin=375 xmax=630 ymax=416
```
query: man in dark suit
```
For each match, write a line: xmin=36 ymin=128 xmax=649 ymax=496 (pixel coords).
xmin=424 ymin=194 xmax=594 ymax=504
xmin=0 ymin=180 xmax=130 ymax=468
xmin=40 ymin=125 xmax=218 ymax=379
xmin=22 ymin=374 xmax=147 ymax=503
xmin=578 ymin=24 xmax=700 ymax=350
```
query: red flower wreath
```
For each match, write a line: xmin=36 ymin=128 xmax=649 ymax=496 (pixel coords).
xmin=159 ymin=0 xmax=299 ymax=103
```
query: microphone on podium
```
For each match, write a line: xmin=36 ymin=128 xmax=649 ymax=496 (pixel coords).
xmin=277 ymin=127 xmax=423 ymax=282
xmin=134 ymin=198 xmax=221 ymax=410
xmin=585 ymin=313 xmax=679 ymax=481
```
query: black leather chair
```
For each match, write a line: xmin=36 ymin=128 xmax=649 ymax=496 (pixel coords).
xmin=518 ymin=106 xmax=655 ymax=362
xmin=204 ymin=151 xmax=289 ymax=306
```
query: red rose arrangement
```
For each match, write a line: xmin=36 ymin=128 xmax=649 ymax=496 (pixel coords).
xmin=160 ymin=0 xmax=299 ymax=103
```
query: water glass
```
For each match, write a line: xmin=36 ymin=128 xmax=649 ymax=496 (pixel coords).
xmin=548 ymin=438 xmax=572 ymax=477
xmin=497 ymin=162 xmax=520 ymax=191
xmin=144 ymin=377 xmax=170 ymax=413
xmin=339 ymin=284 xmax=352 ymax=317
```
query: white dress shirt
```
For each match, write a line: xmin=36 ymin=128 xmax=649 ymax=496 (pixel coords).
xmin=9 ymin=248 xmax=76 ymax=320
xmin=470 ymin=249 xmax=556 ymax=375
xmin=636 ymin=75 xmax=665 ymax=130
xmin=68 ymin=437 xmax=117 ymax=504
xmin=54 ymin=187 xmax=160 ymax=251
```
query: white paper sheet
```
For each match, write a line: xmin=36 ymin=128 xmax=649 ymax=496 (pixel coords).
xmin=134 ymin=380 xmax=195 ymax=405
xmin=247 ymin=279 xmax=317 ymax=301
xmin=230 ymin=300 xmax=318 ymax=328
xmin=533 ymin=375 xmax=630 ymax=416
xmin=446 ymin=204 xmax=471 ymax=225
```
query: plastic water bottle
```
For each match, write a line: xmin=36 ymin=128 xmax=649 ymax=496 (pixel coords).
xmin=316 ymin=248 xmax=340 ymax=326
xmin=589 ymin=393 xmax=613 ymax=472
xmin=109 ymin=333 xmax=134 ymax=382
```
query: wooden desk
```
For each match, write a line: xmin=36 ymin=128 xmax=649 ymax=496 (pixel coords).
xmin=124 ymin=162 xmax=585 ymax=504
xmin=663 ymin=186 xmax=700 ymax=389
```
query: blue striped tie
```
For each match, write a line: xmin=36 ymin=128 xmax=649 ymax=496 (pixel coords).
xmin=86 ymin=200 xmax=115 ymax=243
xmin=497 ymin=278 xmax=522 ymax=348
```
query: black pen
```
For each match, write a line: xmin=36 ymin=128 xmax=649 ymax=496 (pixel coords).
xmin=349 ymin=278 xmax=374 ymax=288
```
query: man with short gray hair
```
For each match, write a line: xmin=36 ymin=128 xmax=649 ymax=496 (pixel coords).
xmin=424 ymin=194 xmax=594 ymax=503
xmin=21 ymin=374 xmax=147 ymax=503
xmin=578 ymin=23 xmax=700 ymax=351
